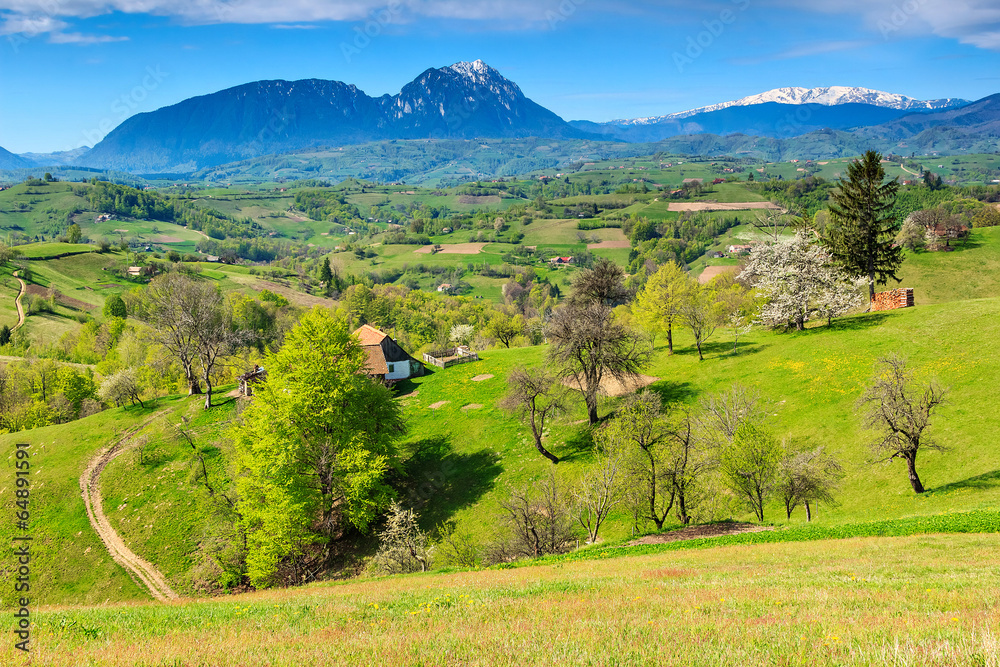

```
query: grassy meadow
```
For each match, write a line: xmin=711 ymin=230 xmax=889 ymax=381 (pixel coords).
xmin=2 ymin=532 xmax=998 ymax=665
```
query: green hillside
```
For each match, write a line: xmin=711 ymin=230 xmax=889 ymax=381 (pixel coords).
xmin=5 ymin=228 xmax=1000 ymax=609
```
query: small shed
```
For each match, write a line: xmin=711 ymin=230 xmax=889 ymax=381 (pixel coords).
xmin=238 ymin=365 xmax=267 ymax=396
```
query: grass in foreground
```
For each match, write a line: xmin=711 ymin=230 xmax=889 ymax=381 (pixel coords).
xmin=7 ymin=532 xmax=999 ymax=665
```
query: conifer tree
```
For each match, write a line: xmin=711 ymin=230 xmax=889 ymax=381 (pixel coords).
xmin=826 ymin=150 xmax=903 ymax=299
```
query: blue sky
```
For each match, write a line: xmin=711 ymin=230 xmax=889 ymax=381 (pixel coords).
xmin=1 ymin=0 xmax=1000 ymax=153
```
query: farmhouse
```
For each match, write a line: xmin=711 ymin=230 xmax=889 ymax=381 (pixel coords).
xmin=728 ymin=244 xmax=753 ymax=255
xmin=353 ymin=324 xmax=423 ymax=382
xmin=437 ymin=283 xmax=453 ymax=293
xmin=549 ymin=256 xmax=574 ymax=264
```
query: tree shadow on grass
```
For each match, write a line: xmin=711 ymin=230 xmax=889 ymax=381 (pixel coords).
xmin=396 ymin=436 xmax=503 ymax=529
xmin=646 ymin=380 xmax=698 ymax=406
xmin=924 ymin=469 xmax=1000 ymax=496
xmin=670 ymin=341 xmax=770 ymax=359
xmin=827 ymin=312 xmax=891 ymax=332
xmin=558 ymin=426 xmax=596 ymax=464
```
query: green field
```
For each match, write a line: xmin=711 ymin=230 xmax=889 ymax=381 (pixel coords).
xmin=4 ymin=531 xmax=998 ymax=665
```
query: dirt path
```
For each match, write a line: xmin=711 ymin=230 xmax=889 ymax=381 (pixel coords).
xmin=80 ymin=412 xmax=179 ymax=602
xmin=11 ymin=270 xmax=26 ymax=332
xmin=626 ymin=521 xmax=774 ymax=546
xmin=667 ymin=202 xmax=783 ymax=212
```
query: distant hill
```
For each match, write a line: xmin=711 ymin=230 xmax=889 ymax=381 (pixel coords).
xmin=0 ymin=145 xmax=31 ymax=170
xmin=78 ymin=60 xmax=592 ymax=174
xmin=854 ymin=93 xmax=1000 ymax=146
xmin=18 ymin=146 xmax=91 ymax=168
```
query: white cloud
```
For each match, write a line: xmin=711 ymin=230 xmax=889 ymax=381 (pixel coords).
xmin=49 ymin=30 xmax=127 ymax=43
xmin=0 ymin=14 xmax=67 ymax=35
xmin=0 ymin=0 xmax=566 ymax=25
xmin=730 ymin=39 xmax=874 ymax=65
xmin=762 ymin=0 xmax=1000 ymax=50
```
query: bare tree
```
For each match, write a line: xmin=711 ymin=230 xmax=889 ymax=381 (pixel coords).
xmin=547 ymin=303 xmax=651 ymax=425
xmin=130 ymin=272 xmax=203 ymax=396
xmin=777 ymin=447 xmax=843 ymax=520
xmin=573 ymin=451 xmax=623 ymax=543
xmin=499 ymin=367 xmax=565 ymax=464
xmin=858 ymin=354 xmax=948 ymax=494
xmin=183 ymin=280 xmax=249 ymax=410
xmin=751 ymin=205 xmax=798 ymax=242
xmin=663 ymin=409 xmax=717 ymax=525
xmin=699 ymin=384 xmax=764 ymax=444
xmin=494 ymin=472 xmax=575 ymax=561
xmin=598 ymin=392 xmax=675 ymax=530
xmin=568 ymin=257 xmax=632 ymax=307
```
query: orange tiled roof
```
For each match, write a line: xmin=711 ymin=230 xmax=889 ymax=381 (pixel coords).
xmin=360 ymin=345 xmax=389 ymax=375
xmin=353 ymin=324 xmax=388 ymax=346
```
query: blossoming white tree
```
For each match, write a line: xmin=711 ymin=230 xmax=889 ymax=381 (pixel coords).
xmin=740 ymin=232 xmax=867 ymax=330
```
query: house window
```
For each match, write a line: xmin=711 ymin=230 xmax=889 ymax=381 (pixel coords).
xmin=387 ymin=363 xmax=394 ymax=373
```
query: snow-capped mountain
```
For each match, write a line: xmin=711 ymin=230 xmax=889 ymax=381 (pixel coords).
xmin=615 ymin=86 xmax=967 ymax=125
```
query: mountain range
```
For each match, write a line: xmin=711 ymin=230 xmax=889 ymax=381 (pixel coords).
xmin=616 ymin=86 xmax=967 ymax=124
xmin=78 ymin=60 xmax=588 ymax=173
xmin=1 ymin=63 xmax=996 ymax=176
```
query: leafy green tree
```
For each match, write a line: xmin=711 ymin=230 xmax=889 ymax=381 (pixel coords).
xmin=719 ymin=422 xmax=783 ymax=522
xmin=485 ymin=311 xmax=523 ymax=348
xmin=230 ymin=307 xmax=404 ymax=587
xmin=67 ymin=223 xmax=82 ymax=244
xmin=102 ymin=294 xmax=127 ymax=320
xmin=0 ymin=325 xmax=10 ymax=347
xmin=826 ymin=150 xmax=903 ymax=299
xmin=681 ymin=280 xmax=725 ymax=361
xmin=632 ymin=262 xmax=694 ymax=354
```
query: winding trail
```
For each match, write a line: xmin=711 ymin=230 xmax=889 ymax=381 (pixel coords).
xmin=11 ymin=269 xmax=25 ymax=332
xmin=80 ymin=411 xmax=179 ymax=602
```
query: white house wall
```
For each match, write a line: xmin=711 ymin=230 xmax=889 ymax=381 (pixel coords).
xmin=385 ymin=362 xmax=410 ymax=381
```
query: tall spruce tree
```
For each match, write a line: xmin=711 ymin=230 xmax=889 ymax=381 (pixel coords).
xmin=826 ymin=150 xmax=903 ymax=299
